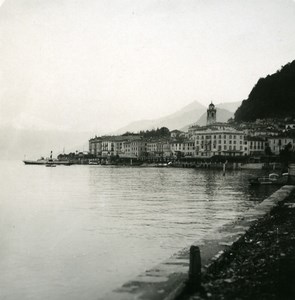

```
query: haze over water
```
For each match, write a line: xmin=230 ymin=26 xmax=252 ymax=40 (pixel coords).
xmin=0 ymin=161 xmax=278 ymax=300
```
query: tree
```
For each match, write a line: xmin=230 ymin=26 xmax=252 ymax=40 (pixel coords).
xmin=280 ymin=143 xmax=293 ymax=172
xmin=265 ymin=145 xmax=272 ymax=156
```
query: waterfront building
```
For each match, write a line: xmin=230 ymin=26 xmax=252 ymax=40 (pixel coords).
xmin=193 ymin=126 xmax=245 ymax=157
xmin=267 ymin=136 xmax=295 ymax=155
xmin=189 ymin=103 xmax=245 ymax=158
xmin=89 ymin=102 xmax=295 ymax=160
xmin=183 ymin=141 xmax=195 ymax=157
xmin=99 ymin=136 xmax=127 ymax=157
xmin=170 ymin=141 xmax=184 ymax=158
xmin=146 ymin=140 xmax=171 ymax=160
xmin=89 ymin=137 xmax=102 ymax=157
xmin=243 ymin=136 xmax=267 ymax=156
xmin=170 ymin=140 xmax=195 ymax=158
xmin=89 ymin=135 xmax=143 ymax=158
xmin=120 ymin=139 xmax=146 ymax=159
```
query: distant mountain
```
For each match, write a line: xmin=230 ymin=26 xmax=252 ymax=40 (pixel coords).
xmin=0 ymin=126 xmax=91 ymax=160
xmin=235 ymin=60 xmax=295 ymax=121
xmin=115 ymin=101 xmax=240 ymax=134
xmin=180 ymin=107 xmax=234 ymax=131
xmin=216 ymin=101 xmax=241 ymax=113
xmin=115 ymin=101 xmax=206 ymax=133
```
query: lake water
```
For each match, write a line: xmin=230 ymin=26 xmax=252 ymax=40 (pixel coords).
xmin=0 ymin=161 xmax=278 ymax=300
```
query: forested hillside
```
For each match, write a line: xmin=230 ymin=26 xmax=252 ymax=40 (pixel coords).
xmin=235 ymin=60 xmax=295 ymax=121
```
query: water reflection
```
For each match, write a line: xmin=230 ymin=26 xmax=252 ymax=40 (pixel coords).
xmin=0 ymin=162 xmax=279 ymax=300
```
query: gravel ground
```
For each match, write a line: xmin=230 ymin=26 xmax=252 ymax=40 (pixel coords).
xmin=180 ymin=192 xmax=295 ymax=300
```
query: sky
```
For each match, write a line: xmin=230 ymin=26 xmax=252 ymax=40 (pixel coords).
xmin=1 ymin=0 xmax=295 ymax=134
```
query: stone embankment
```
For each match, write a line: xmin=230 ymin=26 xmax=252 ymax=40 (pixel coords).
xmin=180 ymin=187 xmax=295 ymax=300
xmin=104 ymin=185 xmax=295 ymax=300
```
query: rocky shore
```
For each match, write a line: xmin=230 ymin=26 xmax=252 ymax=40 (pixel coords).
xmin=179 ymin=191 xmax=295 ymax=300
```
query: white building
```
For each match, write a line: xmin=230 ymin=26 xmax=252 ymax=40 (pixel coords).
xmin=189 ymin=103 xmax=245 ymax=158
xmin=243 ymin=136 xmax=267 ymax=156
xmin=193 ymin=127 xmax=245 ymax=157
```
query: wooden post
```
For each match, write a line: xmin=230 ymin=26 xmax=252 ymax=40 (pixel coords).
xmin=188 ymin=245 xmax=201 ymax=291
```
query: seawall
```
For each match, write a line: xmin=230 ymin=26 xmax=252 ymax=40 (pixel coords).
xmin=103 ymin=185 xmax=295 ymax=300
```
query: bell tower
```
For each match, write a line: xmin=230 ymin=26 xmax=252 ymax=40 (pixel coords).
xmin=207 ymin=102 xmax=216 ymax=125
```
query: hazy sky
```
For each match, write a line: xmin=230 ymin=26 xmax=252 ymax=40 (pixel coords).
xmin=1 ymin=0 xmax=295 ymax=133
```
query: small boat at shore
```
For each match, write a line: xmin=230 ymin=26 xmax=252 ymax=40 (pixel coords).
xmin=89 ymin=160 xmax=100 ymax=165
xmin=46 ymin=163 xmax=56 ymax=167
xmin=249 ymin=173 xmax=289 ymax=186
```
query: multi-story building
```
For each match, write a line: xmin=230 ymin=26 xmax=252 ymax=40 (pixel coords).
xmin=189 ymin=103 xmax=245 ymax=158
xmin=268 ymin=136 xmax=295 ymax=155
xmin=89 ymin=137 xmax=102 ymax=157
xmin=170 ymin=141 xmax=185 ymax=158
xmin=243 ymin=136 xmax=267 ymax=156
xmin=146 ymin=140 xmax=171 ymax=159
xmin=90 ymin=103 xmax=295 ymax=161
xmin=89 ymin=135 xmax=142 ymax=158
xmin=193 ymin=127 xmax=245 ymax=157
xmin=120 ymin=139 xmax=146 ymax=159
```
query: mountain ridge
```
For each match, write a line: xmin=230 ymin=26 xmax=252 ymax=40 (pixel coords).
xmin=235 ymin=60 xmax=295 ymax=121
xmin=115 ymin=100 xmax=239 ymax=134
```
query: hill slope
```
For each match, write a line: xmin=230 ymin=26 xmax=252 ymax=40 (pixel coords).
xmin=115 ymin=101 xmax=206 ymax=133
xmin=235 ymin=60 xmax=295 ymax=121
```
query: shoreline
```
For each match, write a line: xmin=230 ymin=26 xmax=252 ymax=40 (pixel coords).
xmin=179 ymin=188 xmax=295 ymax=300
xmin=104 ymin=185 xmax=295 ymax=300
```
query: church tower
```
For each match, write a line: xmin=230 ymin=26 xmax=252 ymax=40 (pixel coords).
xmin=207 ymin=102 xmax=216 ymax=125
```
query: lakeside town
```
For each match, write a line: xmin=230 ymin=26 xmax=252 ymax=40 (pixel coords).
xmin=57 ymin=102 xmax=295 ymax=169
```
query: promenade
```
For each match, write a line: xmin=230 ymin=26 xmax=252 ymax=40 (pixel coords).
xmin=180 ymin=190 xmax=295 ymax=300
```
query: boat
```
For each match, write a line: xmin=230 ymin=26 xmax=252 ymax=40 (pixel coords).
xmin=46 ymin=162 xmax=56 ymax=167
xmin=240 ymin=163 xmax=264 ymax=170
xmin=23 ymin=158 xmax=72 ymax=165
xmin=23 ymin=151 xmax=72 ymax=166
xmin=249 ymin=173 xmax=289 ymax=186
xmin=156 ymin=162 xmax=172 ymax=167
xmin=89 ymin=160 xmax=100 ymax=165
xmin=23 ymin=157 xmax=48 ymax=165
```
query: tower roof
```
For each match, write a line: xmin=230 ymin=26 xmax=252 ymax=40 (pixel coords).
xmin=209 ymin=102 xmax=215 ymax=109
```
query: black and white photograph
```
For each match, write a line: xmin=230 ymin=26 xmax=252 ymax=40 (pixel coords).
xmin=1 ymin=1 xmax=295 ymax=299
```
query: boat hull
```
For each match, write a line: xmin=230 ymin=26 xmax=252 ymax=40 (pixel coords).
xmin=23 ymin=160 xmax=72 ymax=165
